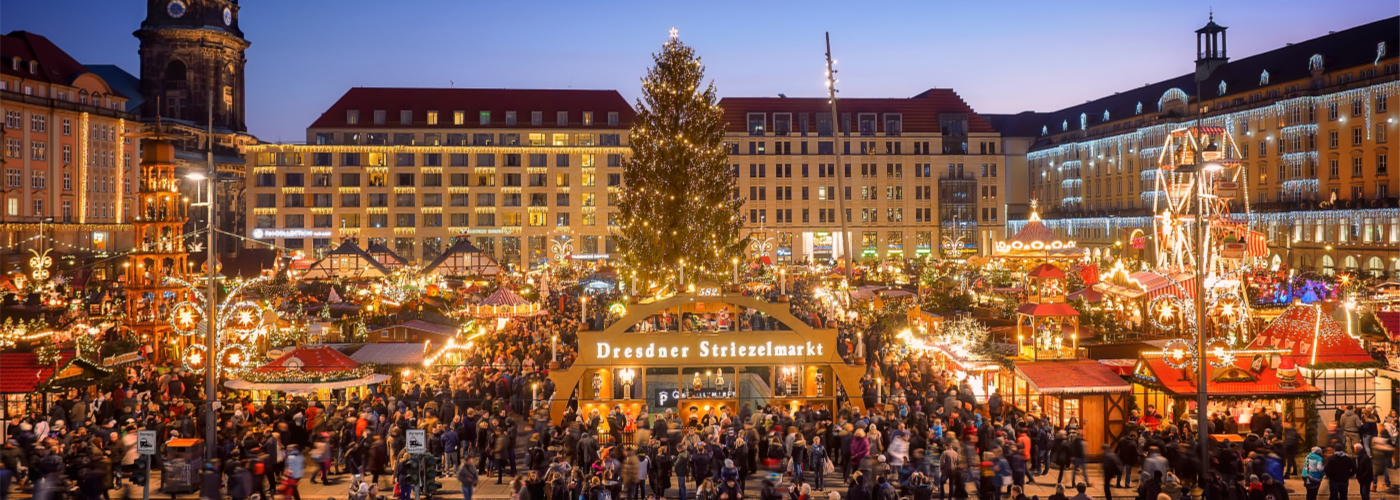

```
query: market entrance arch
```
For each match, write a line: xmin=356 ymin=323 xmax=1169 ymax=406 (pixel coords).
xmin=547 ymin=288 xmax=867 ymax=424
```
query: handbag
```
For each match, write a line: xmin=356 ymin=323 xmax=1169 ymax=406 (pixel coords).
xmin=823 ymin=458 xmax=835 ymax=475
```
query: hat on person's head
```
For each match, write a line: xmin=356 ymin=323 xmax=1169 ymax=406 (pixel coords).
xmin=1249 ymin=475 xmax=1259 ymax=483
xmin=1311 ymin=446 xmax=1322 ymax=454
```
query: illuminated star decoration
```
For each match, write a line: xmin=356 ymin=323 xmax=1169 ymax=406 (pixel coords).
xmin=189 ymin=242 xmax=204 ymax=253
xmin=177 ymin=308 xmax=197 ymax=329
xmin=669 ymin=27 xmax=678 ymax=40
xmin=1157 ymin=302 xmax=1175 ymax=322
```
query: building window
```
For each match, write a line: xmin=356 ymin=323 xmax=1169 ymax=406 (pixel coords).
xmin=505 ymin=111 xmax=517 ymax=125
xmin=346 ymin=110 xmax=360 ymax=124
xmin=426 ymin=110 xmax=438 ymax=125
xmin=479 ymin=111 xmax=491 ymax=125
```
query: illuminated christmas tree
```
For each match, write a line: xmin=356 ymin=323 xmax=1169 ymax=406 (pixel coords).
xmin=617 ymin=29 xmax=745 ymax=284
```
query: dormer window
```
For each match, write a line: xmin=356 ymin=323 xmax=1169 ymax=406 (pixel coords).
xmin=1308 ymin=54 xmax=1324 ymax=72
xmin=10 ymin=57 xmax=17 ymax=71
xmin=346 ymin=109 xmax=360 ymax=125
xmin=1218 ymin=80 xmax=1227 ymax=96
xmin=27 ymin=61 xmax=37 ymax=74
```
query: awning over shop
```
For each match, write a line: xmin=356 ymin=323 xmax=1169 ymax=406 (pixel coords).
xmin=1015 ymin=360 xmax=1131 ymax=395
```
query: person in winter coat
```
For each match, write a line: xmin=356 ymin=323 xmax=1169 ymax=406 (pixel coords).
xmin=846 ymin=473 xmax=871 ymax=500
xmin=810 ymin=437 xmax=829 ymax=491
xmin=1099 ymin=444 xmax=1121 ymax=500
xmin=1324 ymin=447 xmax=1354 ymax=500
xmin=1303 ymin=446 xmax=1326 ymax=500
xmin=458 ymin=456 xmax=479 ymax=500
xmin=675 ymin=449 xmax=692 ymax=500
xmin=1112 ymin=434 xmax=1139 ymax=488
xmin=1352 ymin=444 xmax=1374 ymax=500
xmin=848 ymin=431 xmax=870 ymax=478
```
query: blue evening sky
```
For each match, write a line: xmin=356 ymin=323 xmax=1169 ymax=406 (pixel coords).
xmin=2 ymin=0 xmax=1394 ymax=142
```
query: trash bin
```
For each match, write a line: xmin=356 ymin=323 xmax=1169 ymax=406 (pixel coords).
xmin=160 ymin=438 xmax=204 ymax=494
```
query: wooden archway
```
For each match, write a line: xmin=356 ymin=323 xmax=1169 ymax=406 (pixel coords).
xmin=546 ymin=289 xmax=868 ymax=421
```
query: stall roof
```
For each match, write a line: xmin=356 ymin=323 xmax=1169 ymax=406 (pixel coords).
xmin=1375 ymin=311 xmax=1400 ymax=341
xmin=371 ymin=319 xmax=458 ymax=337
xmin=1133 ymin=357 xmax=1322 ymax=398
xmin=1015 ymin=302 xmax=1080 ymax=317
xmin=344 ymin=343 xmax=428 ymax=366
xmin=1249 ymin=303 xmax=1373 ymax=367
xmin=1015 ymin=360 xmax=1131 ymax=394
xmin=254 ymin=346 xmax=361 ymax=374
xmin=0 ymin=351 xmax=108 ymax=393
xmin=1094 ymin=271 xmax=1195 ymax=300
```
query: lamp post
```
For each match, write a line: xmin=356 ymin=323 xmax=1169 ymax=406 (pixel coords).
xmin=201 ymin=87 xmax=218 ymax=467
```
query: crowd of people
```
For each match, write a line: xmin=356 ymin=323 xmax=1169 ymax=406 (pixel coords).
xmin=2 ymin=274 xmax=1399 ymax=500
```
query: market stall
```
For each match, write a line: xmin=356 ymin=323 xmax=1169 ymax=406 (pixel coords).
xmin=1130 ymin=352 xmax=1321 ymax=439
xmin=1248 ymin=302 xmax=1382 ymax=432
xmin=996 ymin=360 xmax=1131 ymax=458
xmin=0 ymin=350 xmax=109 ymax=419
xmin=299 ymin=242 xmax=391 ymax=280
xmin=224 ymin=346 xmax=389 ymax=399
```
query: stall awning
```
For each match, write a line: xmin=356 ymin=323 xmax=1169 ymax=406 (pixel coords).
xmin=1133 ymin=357 xmax=1322 ymax=398
xmin=1016 ymin=360 xmax=1131 ymax=394
xmin=1376 ymin=311 xmax=1400 ymax=341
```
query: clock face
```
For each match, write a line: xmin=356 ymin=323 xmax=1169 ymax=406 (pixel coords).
xmin=223 ymin=7 xmax=232 ymax=26
xmin=167 ymin=0 xmax=186 ymax=18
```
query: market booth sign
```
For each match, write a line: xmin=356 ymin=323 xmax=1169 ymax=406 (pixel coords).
xmin=591 ymin=338 xmax=831 ymax=362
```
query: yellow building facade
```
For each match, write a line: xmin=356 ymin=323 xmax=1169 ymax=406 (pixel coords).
xmin=1011 ymin=17 xmax=1400 ymax=277
xmin=243 ymin=88 xmax=633 ymax=268
xmin=0 ymin=31 xmax=138 ymax=274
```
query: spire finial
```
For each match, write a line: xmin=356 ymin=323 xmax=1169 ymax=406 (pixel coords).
xmin=1209 ymin=8 xmax=1213 ymax=21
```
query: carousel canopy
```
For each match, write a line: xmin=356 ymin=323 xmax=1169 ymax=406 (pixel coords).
xmin=300 ymin=242 xmax=391 ymax=280
xmin=465 ymin=288 xmax=543 ymax=318
xmin=1249 ymin=303 xmax=1374 ymax=367
xmin=994 ymin=205 xmax=1080 ymax=258
xmin=227 ymin=346 xmax=388 ymax=392
xmin=424 ymin=239 xmax=502 ymax=278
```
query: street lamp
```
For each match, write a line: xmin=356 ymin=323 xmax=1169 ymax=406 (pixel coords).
xmin=186 ymin=172 xmax=208 ymax=207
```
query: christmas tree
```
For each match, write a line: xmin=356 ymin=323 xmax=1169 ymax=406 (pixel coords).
xmin=618 ymin=30 xmax=745 ymax=285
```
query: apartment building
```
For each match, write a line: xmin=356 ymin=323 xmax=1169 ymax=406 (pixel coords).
xmin=1000 ymin=16 xmax=1400 ymax=277
xmin=719 ymin=89 xmax=1005 ymax=263
xmin=0 ymin=31 xmax=138 ymax=272
xmin=243 ymin=88 xmax=634 ymax=269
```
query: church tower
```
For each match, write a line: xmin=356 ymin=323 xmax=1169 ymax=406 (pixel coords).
xmin=133 ymin=0 xmax=254 ymax=255
xmin=135 ymin=0 xmax=248 ymax=132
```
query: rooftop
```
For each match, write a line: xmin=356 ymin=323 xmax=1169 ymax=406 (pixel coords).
xmin=309 ymin=88 xmax=636 ymax=130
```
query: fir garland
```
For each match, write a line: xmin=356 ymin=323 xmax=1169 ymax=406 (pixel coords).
xmin=36 ymin=344 xmax=61 ymax=366
xmin=241 ymin=364 xmax=377 ymax=384
xmin=1303 ymin=360 xmax=1385 ymax=370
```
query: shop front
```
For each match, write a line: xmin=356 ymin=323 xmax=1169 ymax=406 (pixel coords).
xmin=548 ymin=288 xmax=865 ymax=426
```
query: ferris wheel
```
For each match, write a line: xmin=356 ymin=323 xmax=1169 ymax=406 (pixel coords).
xmin=1151 ymin=125 xmax=1259 ymax=337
